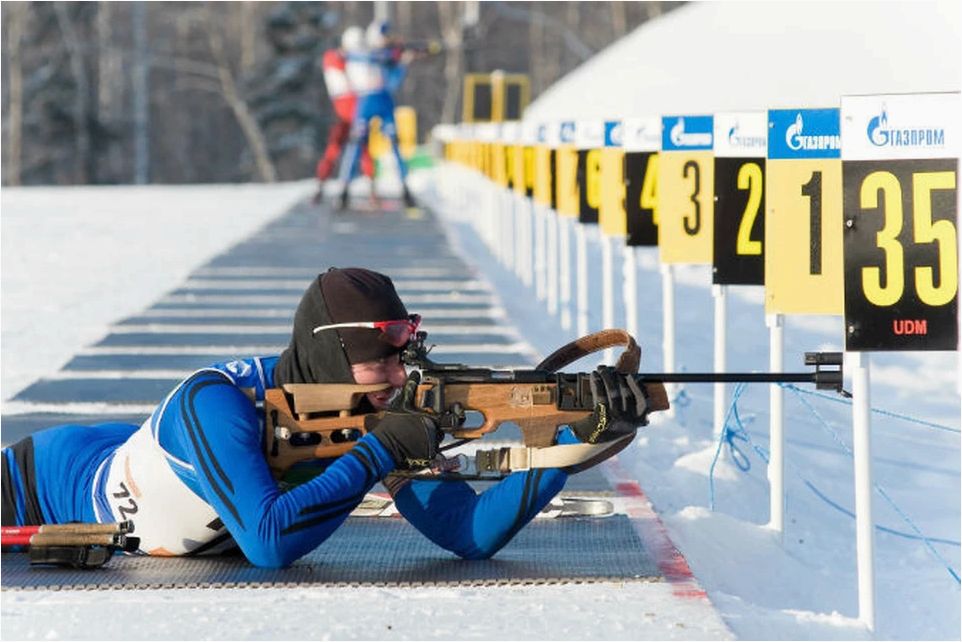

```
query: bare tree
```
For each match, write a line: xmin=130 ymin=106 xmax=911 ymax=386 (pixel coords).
xmin=54 ymin=1 xmax=91 ymax=183
xmin=3 ymin=2 xmax=28 ymax=186
xmin=437 ymin=2 xmax=465 ymax=124
xmin=204 ymin=5 xmax=277 ymax=182
xmin=611 ymin=1 xmax=627 ymax=39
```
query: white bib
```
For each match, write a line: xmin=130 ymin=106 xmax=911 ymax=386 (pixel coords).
xmin=96 ymin=419 xmax=229 ymax=556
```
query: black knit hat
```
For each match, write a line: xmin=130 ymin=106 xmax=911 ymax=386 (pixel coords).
xmin=320 ymin=267 xmax=409 ymax=364
xmin=273 ymin=268 xmax=408 ymax=385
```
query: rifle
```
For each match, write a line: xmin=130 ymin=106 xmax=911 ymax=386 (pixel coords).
xmin=264 ymin=329 xmax=844 ymax=481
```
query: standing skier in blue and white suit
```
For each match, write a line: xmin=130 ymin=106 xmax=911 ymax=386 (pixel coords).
xmin=338 ymin=21 xmax=416 ymax=211
xmin=2 ymin=268 xmax=647 ymax=568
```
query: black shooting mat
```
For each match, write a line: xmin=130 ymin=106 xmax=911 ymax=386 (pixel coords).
xmin=1 ymin=515 xmax=659 ymax=590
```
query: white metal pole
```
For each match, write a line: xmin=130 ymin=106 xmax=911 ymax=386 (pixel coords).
xmin=502 ymin=192 xmax=513 ymax=271
xmin=660 ymin=263 xmax=676 ymax=415
xmin=547 ymin=211 xmax=559 ymax=316
xmin=623 ymin=246 xmax=639 ymax=342
xmin=514 ymin=195 xmax=525 ymax=280
xmin=534 ymin=205 xmax=546 ymax=301
xmin=851 ymin=350 xmax=876 ymax=632
xmin=523 ymin=199 xmax=534 ymax=288
xmin=601 ymin=234 xmax=616 ymax=363
xmin=713 ymin=285 xmax=728 ymax=438
xmin=576 ymin=222 xmax=590 ymax=338
xmin=766 ymin=313 xmax=785 ymax=538
xmin=559 ymin=217 xmax=573 ymax=331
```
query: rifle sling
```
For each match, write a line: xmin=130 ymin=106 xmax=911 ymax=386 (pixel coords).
xmin=473 ymin=432 xmax=634 ymax=475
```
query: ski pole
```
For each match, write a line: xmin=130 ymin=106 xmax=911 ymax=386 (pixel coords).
xmin=1 ymin=520 xmax=134 ymax=539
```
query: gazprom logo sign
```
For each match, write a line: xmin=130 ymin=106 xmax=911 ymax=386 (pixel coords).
xmin=662 ymin=115 xmax=713 ymax=151
xmin=604 ymin=121 xmax=623 ymax=147
xmin=559 ymin=121 xmax=576 ymax=144
xmin=768 ymin=108 xmax=841 ymax=159
xmin=866 ymin=104 xmax=945 ymax=148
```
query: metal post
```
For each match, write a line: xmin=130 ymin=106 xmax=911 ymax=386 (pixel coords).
xmin=534 ymin=205 xmax=546 ymax=301
xmin=547 ymin=211 xmax=559 ymax=316
xmin=713 ymin=285 xmax=728 ymax=437
xmin=623 ymin=246 xmax=638 ymax=342
xmin=522 ymin=199 xmax=534 ymax=287
xmin=576 ymin=223 xmax=590 ymax=337
xmin=660 ymin=263 xmax=676 ymax=414
xmin=503 ymin=191 xmax=514 ymax=271
xmin=851 ymin=350 xmax=876 ymax=632
xmin=559 ymin=217 xmax=573 ymax=331
xmin=601 ymin=235 xmax=616 ymax=363
xmin=766 ymin=313 xmax=785 ymax=538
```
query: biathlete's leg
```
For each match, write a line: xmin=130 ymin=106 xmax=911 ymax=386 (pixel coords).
xmin=314 ymin=120 xmax=352 ymax=204
xmin=316 ymin=119 xmax=352 ymax=181
xmin=381 ymin=116 xmax=414 ymax=208
xmin=338 ymin=117 xmax=370 ymax=210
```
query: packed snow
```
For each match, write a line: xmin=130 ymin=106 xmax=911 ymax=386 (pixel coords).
xmin=3 ymin=2 xmax=961 ymax=638
xmin=1 ymin=165 xmax=958 ymax=639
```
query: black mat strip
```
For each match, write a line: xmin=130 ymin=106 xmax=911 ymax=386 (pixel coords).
xmin=1 ymin=516 xmax=658 ymax=590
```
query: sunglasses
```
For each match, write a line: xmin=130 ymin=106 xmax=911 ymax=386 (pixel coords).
xmin=311 ymin=313 xmax=421 ymax=347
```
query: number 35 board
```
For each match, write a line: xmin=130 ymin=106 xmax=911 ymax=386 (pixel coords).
xmin=659 ymin=115 xmax=714 ymax=264
xmin=765 ymin=108 xmax=844 ymax=314
xmin=841 ymin=92 xmax=960 ymax=351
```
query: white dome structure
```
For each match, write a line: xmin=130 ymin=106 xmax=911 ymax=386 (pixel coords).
xmin=525 ymin=1 xmax=961 ymax=120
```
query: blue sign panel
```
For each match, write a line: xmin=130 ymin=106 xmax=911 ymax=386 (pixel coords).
xmin=559 ymin=121 xmax=576 ymax=144
xmin=768 ymin=108 xmax=841 ymax=159
xmin=604 ymin=121 xmax=623 ymax=147
xmin=661 ymin=115 xmax=714 ymax=151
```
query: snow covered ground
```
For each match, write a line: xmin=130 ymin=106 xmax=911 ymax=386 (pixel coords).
xmin=413 ymin=163 xmax=961 ymax=641
xmin=1 ymin=182 xmax=310 ymax=401
xmin=1 ymin=173 xmax=958 ymax=640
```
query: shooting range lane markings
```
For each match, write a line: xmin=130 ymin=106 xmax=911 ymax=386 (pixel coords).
xmin=159 ymin=293 xmax=497 ymax=305
xmin=192 ymin=266 xmax=472 ymax=278
xmin=182 ymin=278 xmax=492 ymax=291
xmin=126 ymin=306 xmax=508 ymax=320
xmin=77 ymin=343 xmax=539 ymax=356
xmin=1 ymin=401 xmax=158 ymax=416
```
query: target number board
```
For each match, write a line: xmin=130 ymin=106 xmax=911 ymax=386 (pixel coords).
xmin=765 ymin=108 xmax=844 ymax=314
xmin=841 ymin=92 xmax=960 ymax=351
xmin=622 ymin=117 xmax=661 ymax=246
xmin=713 ymin=112 xmax=767 ymax=285
xmin=659 ymin=115 xmax=714 ymax=264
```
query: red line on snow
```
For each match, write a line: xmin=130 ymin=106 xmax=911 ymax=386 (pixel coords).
xmin=604 ymin=458 xmax=708 ymax=601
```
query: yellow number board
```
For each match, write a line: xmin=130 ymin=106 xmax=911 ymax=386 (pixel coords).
xmin=765 ymin=109 xmax=844 ymax=314
xmin=841 ymin=93 xmax=960 ymax=351
xmin=532 ymin=123 xmax=554 ymax=207
xmin=658 ymin=115 xmax=714 ymax=264
xmin=555 ymin=121 xmax=579 ymax=217
xmin=599 ymin=121 xmax=627 ymax=237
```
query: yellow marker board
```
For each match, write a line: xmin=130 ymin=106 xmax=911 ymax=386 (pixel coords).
xmin=658 ymin=151 xmax=713 ymax=263
xmin=764 ymin=108 xmax=844 ymax=315
xmin=554 ymin=148 xmax=578 ymax=216
xmin=658 ymin=116 xmax=714 ymax=264
xmin=532 ymin=123 xmax=554 ymax=206
xmin=598 ymin=121 xmax=626 ymax=236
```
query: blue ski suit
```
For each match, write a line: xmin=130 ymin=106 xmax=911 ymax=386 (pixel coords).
xmin=1 ymin=355 xmax=573 ymax=567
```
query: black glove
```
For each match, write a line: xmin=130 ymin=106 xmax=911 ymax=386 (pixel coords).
xmin=570 ymin=366 xmax=649 ymax=444
xmin=368 ymin=371 xmax=443 ymax=470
